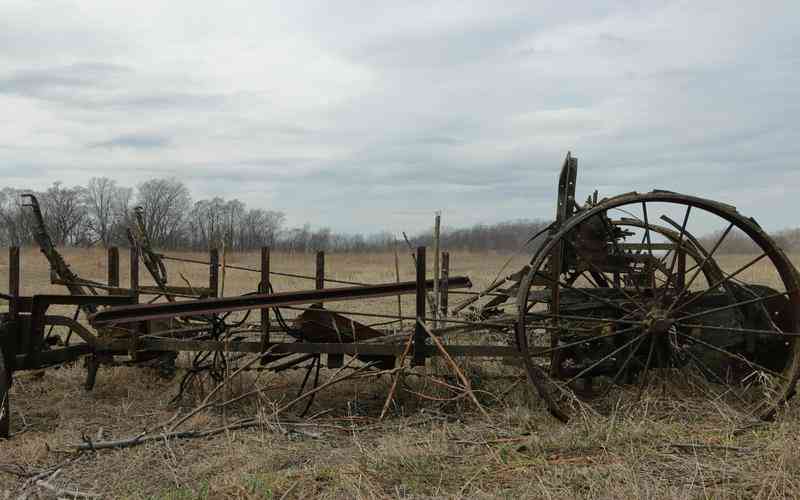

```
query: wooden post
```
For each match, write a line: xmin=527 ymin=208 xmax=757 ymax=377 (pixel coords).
xmin=130 ymin=246 xmax=139 ymax=303
xmin=107 ymin=247 xmax=120 ymax=288
xmin=317 ymin=251 xmax=342 ymax=368
xmin=440 ymin=251 xmax=449 ymax=319
xmin=432 ymin=212 xmax=441 ymax=327
xmin=413 ymin=246 xmax=427 ymax=366
xmin=8 ymin=247 xmax=19 ymax=318
xmin=315 ymin=251 xmax=325 ymax=291
xmin=393 ymin=237 xmax=402 ymax=329
xmin=260 ymin=246 xmax=270 ymax=347
xmin=209 ymin=248 xmax=219 ymax=298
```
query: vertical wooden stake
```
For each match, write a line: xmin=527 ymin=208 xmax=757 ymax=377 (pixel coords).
xmin=107 ymin=247 xmax=120 ymax=289
xmin=130 ymin=246 xmax=139 ymax=303
xmin=440 ymin=251 xmax=449 ymax=319
xmin=9 ymin=247 xmax=20 ymax=318
xmin=413 ymin=246 xmax=427 ymax=367
xmin=209 ymin=248 xmax=219 ymax=298
xmin=260 ymin=247 xmax=271 ymax=348
xmin=220 ymin=242 xmax=227 ymax=297
xmin=393 ymin=237 xmax=402 ymax=329
xmin=315 ymin=250 xmax=325 ymax=291
xmin=432 ymin=212 xmax=441 ymax=328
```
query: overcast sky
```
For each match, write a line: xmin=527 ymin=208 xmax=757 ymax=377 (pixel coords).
xmin=1 ymin=1 xmax=798 ymax=233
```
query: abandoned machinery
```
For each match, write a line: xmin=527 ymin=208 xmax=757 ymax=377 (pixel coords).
xmin=1 ymin=152 xmax=798 ymax=437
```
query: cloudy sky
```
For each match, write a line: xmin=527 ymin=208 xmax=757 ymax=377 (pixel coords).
xmin=1 ymin=1 xmax=798 ymax=233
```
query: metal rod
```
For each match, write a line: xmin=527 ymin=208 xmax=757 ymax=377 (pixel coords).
xmin=89 ymin=275 xmax=472 ymax=325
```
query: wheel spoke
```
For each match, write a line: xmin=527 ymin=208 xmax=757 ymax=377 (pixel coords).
xmin=523 ymin=324 xmax=643 ymax=358
xmin=530 ymin=269 xmax=637 ymax=315
xmin=682 ymin=349 xmax=750 ymax=407
xmin=671 ymin=253 xmax=768 ymax=315
xmin=656 ymin=206 xmax=692 ymax=302
xmin=641 ymin=201 xmax=656 ymax=264
xmin=666 ymin=222 xmax=734 ymax=314
xmin=563 ymin=239 xmax=648 ymax=314
xmin=636 ymin=334 xmax=657 ymax=401
xmin=600 ymin=333 xmax=649 ymax=397
xmin=527 ymin=312 xmax=645 ymax=327
xmin=675 ymin=331 xmax=787 ymax=380
xmin=675 ymin=291 xmax=789 ymax=323
xmin=562 ymin=332 xmax=647 ymax=387
xmin=676 ymin=322 xmax=800 ymax=337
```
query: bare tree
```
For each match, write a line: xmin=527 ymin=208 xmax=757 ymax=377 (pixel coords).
xmin=0 ymin=187 xmax=34 ymax=246
xmin=85 ymin=177 xmax=133 ymax=246
xmin=136 ymin=178 xmax=191 ymax=249
xmin=38 ymin=182 xmax=90 ymax=245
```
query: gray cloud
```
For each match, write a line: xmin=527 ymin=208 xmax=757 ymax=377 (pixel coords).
xmin=0 ymin=1 xmax=798 ymax=233
xmin=90 ymin=133 xmax=170 ymax=150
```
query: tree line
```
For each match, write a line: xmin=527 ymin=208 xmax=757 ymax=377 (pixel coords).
xmin=0 ymin=177 xmax=796 ymax=254
xmin=0 ymin=177 xmax=551 ymax=253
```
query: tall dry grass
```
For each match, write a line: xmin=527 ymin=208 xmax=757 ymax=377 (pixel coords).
xmin=0 ymin=248 xmax=799 ymax=498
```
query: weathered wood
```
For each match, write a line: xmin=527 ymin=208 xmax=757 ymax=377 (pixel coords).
xmin=107 ymin=247 xmax=119 ymax=288
xmin=8 ymin=247 xmax=20 ymax=318
xmin=130 ymin=246 xmax=140 ymax=303
xmin=260 ymin=246 xmax=271 ymax=348
xmin=441 ymin=252 xmax=449 ymax=318
xmin=433 ymin=212 xmax=441 ymax=327
xmin=413 ymin=246 xmax=427 ymax=366
xmin=209 ymin=248 xmax=219 ymax=298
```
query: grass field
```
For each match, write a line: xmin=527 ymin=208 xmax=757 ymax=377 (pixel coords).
xmin=1 ymin=247 xmax=800 ymax=499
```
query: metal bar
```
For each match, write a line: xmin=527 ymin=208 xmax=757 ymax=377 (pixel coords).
xmin=413 ymin=246 xmax=426 ymax=366
xmin=107 ymin=247 xmax=119 ymax=288
xmin=89 ymin=276 xmax=472 ymax=325
xmin=111 ymin=337 xmax=525 ymax=358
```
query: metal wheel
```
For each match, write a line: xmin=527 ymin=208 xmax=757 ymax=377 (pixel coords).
xmin=516 ymin=191 xmax=800 ymax=422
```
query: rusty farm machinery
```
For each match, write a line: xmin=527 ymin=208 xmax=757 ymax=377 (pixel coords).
xmin=1 ymin=152 xmax=799 ymax=438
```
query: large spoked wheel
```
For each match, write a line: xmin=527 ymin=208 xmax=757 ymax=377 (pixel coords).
xmin=0 ymin=350 xmax=9 ymax=438
xmin=516 ymin=191 xmax=800 ymax=422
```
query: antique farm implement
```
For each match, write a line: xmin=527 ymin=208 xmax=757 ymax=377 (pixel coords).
xmin=2 ymin=153 xmax=799 ymax=437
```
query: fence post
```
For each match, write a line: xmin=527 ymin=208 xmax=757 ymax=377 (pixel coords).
xmin=260 ymin=246 xmax=271 ymax=348
xmin=107 ymin=247 xmax=120 ymax=289
xmin=413 ymin=246 xmax=427 ymax=366
xmin=440 ymin=251 xmax=449 ymax=320
xmin=130 ymin=246 xmax=139 ymax=303
xmin=317 ymin=251 xmax=342 ymax=368
xmin=8 ymin=247 xmax=19 ymax=318
xmin=209 ymin=248 xmax=219 ymax=298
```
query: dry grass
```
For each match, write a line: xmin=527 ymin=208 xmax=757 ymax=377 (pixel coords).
xmin=1 ymin=248 xmax=799 ymax=499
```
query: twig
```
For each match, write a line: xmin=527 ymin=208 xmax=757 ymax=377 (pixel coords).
xmin=279 ymin=480 xmax=300 ymax=500
xmin=379 ymin=333 xmax=414 ymax=420
xmin=276 ymin=358 xmax=377 ymax=414
xmin=169 ymin=345 xmax=277 ymax=432
xmin=418 ymin=320 xmax=490 ymax=418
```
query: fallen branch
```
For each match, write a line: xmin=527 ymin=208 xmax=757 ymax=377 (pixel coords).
xmin=379 ymin=332 xmax=414 ymax=420
xmin=418 ymin=320 xmax=490 ymax=418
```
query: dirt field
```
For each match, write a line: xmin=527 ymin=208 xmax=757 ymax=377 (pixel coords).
xmin=2 ymin=248 xmax=800 ymax=499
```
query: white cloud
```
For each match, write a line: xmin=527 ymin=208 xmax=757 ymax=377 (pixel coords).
xmin=0 ymin=0 xmax=798 ymax=233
